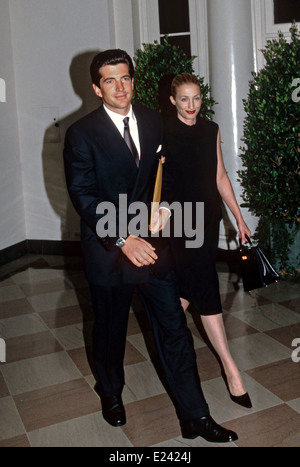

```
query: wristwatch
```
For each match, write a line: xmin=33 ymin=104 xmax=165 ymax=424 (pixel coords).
xmin=115 ymin=236 xmax=127 ymax=248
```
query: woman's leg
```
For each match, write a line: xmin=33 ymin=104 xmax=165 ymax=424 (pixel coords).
xmin=200 ymin=313 xmax=246 ymax=396
xmin=181 ymin=298 xmax=246 ymax=396
xmin=180 ymin=297 xmax=190 ymax=311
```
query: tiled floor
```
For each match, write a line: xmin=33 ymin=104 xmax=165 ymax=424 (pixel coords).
xmin=0 ymin=253 xmax=300 ymax=447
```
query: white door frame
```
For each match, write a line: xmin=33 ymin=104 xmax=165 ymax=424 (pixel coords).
xmin=251 ymin=0 xmax=300 ymax=71
xmin=135 ymin=0 xmax=210 ymax=82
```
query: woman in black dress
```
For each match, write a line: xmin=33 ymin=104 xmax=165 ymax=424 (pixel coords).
xmin=162 ymin=73 xmax=252 ymax=408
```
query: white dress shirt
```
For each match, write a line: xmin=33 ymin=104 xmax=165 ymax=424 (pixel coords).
xmin=103 ymin=104 xmax=171 ymax=222
xmin=103 ymin=104 xmax=141 ymax=159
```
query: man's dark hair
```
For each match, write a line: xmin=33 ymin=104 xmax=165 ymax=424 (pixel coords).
xmin=90 ymin=49 xmax=135 ymax=86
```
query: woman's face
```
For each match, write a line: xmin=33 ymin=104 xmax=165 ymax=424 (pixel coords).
xmin=170 ymin=83 xmax=202 ymax=126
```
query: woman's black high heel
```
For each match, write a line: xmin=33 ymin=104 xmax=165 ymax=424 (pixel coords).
xmin=229 ymin=392 xmax=252 ymax=408
xmin=221 ymin=370 xmax=252 ymax=408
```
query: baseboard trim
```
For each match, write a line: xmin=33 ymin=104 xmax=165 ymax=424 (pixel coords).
xmin=0 ymin=240 xmax=82 ymax=267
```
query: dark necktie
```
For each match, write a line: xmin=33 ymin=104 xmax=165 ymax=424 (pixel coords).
xmin=123 ymin=117 xmax=140 ymax=168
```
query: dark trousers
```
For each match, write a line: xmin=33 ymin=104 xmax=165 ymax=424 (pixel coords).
xmin=89 ymin=271 xmax=209 ymax=420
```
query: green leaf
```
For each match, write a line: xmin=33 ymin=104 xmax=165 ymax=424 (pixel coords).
xmin=239 ymin=22 xmax=300 ymax=273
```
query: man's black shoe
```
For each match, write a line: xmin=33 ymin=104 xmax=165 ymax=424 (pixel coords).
xmin=101 ymin=395 xmax=126 ymax=427
xmin=180 ymin=415 xmax=238 ymax=443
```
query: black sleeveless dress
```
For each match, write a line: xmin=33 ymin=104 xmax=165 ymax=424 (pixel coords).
xmin=163 ymin=114 xmax=223 ymax=315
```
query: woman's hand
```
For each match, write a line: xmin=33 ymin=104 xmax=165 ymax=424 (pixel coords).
xmin=149 ymin=208 xmax=170 ymax=234
xmin=237 ymin=218 xmax=251 ymax=244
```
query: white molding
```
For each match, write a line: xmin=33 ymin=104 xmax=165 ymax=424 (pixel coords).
xmin=251 ymin=0 xmax=300 ymax=71
xmin=265 ymin=0 xmax=299 ymax=35
xmin=111 ymin=0 xmax=135 ymax=56
xmin=190 ymin=0 xmax=209 ymax=82
xmin=107 ymin=0 xmax=116 ymax=48
xmin=135 ymin=0 xmax=160 ymax=46
xmin=134 ymin=0 xmax=209 ymax=82
xmin=251 ymin=0 xmax=264 ymax=72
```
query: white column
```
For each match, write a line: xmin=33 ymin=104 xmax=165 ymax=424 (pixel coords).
xmin=207 ymin=0 xmax=258 ymax=250
xmin=111 ymin=0 xmax=135 ymax=57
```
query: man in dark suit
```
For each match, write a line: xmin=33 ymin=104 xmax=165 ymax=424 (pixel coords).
xmin=63 ymin=49 xmax=237 ymax=443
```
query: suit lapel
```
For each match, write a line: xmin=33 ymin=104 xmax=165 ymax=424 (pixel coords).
xmin=132 ymin=106 xmax=157 ymax=196
xmin=95 ymin=106 xmax=139 ymax=172
xmin=94 ymin=105 xmax=158 ymax=203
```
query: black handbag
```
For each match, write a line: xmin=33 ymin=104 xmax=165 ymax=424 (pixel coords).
xmin=239 ymin=235 xmax=280 ymax=292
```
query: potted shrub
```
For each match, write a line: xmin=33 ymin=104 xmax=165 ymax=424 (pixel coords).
xmin=238 ymin=22 xmax=300 ymax=274
xmin=133 ymin=36 xmax=216 ymax=120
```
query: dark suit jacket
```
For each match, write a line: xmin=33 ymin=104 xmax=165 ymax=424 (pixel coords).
xmin=63 ymin=104 xmax=171 ymax=285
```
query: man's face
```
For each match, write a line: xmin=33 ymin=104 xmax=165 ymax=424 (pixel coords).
xmin=93 ymin=63 xmax=134 ymax=115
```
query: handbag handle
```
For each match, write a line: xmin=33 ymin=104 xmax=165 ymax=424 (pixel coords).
xmin=239 ymin=234 xmax=252 ymax=248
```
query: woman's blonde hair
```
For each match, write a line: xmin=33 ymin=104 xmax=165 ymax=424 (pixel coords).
xmin=171 ymin=73 xmax=201 ymax=98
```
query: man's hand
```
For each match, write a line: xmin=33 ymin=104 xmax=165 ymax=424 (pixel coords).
xmin=121 ymin=235 xmax=158 ymax=267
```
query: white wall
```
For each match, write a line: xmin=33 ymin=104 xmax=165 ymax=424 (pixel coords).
xmin=1 ymin=0 xmax=273 ymax=251
xmin=8 ymin=0 xmax=114 ymax=242
xmin=0 ymin=0 xmax=25 ymax=251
